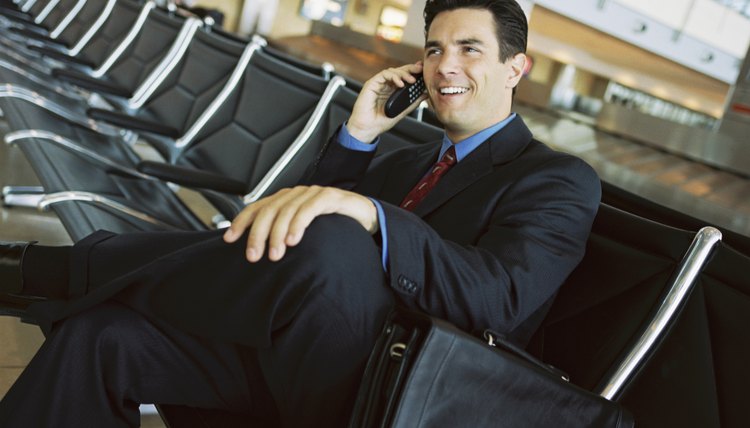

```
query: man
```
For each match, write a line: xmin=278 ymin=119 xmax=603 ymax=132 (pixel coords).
xmin=0 ymin=0 xmax=600 ymax=426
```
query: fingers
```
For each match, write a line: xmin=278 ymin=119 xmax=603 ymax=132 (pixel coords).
xmin=377 ymin=63 xmax=423 ymax=90
xmin=348 ymin=62 xmax=426 ymax=142
xmin=264 ymin=187 xmax=325 ymax=261
xmin=222 ymin=186 xmax=379 ymax=263
xmin=245 ymin=187 xmax=311 ymax=262
xmin=223 ymin=186 xmax=327 ymax=263
xmin=223 ymin=203 xmax=258 ymax=243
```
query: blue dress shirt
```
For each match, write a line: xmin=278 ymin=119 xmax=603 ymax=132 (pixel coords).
xmin=338 ymin=113 xmax=517 ymax=270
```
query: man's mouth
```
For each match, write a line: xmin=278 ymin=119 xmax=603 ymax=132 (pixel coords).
xmin=439 ymin=86 xmax=469 ymax=95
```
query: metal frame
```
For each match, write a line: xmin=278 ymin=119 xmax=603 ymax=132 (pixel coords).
xmin=321 ymin=62 xmax=334 ymax=81
xmin=127 ymin=17 xmax=202 ymax=110
xmin=0 ymin=28 xmax=50 ymax=54
xmin=2 ymin=185 xmax=45 ymax=196
xmin=0 ymin=85 xmax=122 ymax=136
xmin=67 ymin=0 xmax=117 ymax=56
xmin=2 ymin=185 xmax=45 ymax=209
xmin=243 ymin=76 xmax=347 ymax=204
xmin=414 ymin=100 xmax=429 ymax=121
xmin=4 ymin=130 xmax=155 ymax=179
xmin=6 ymin=63 xmax=345 ymax=229
xmin=21 ymin=0 xmax=38 ymax=13
xmin=173 ymin=40 xmax=263 ymax=153
xmin=38 ymin=191 xmax=181 ymax=229
xmin=0 ymin=47 xmax=56 ymax=75
xmin=91 ymin=1 xmax=156 ymax=78
xmin=3 ymin=27 xmax=259 ymax=191
xmin=0 ymin=60 xmax=79 ymax=100
xmin=34 ymin=0 xmax=59 ymax=24
xmin=49 ymin=0 xmax=87 ymax=39
xmin=596 ymin=225 xmax=722 ymax=400
xmin=2 ymin=193 xmax=46 ymax=208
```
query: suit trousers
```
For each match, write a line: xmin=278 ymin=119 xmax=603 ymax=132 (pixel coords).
xmin=0 ymin=215 xmax=395 ymax=427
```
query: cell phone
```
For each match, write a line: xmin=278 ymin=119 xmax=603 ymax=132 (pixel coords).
xmin=384 ymin=74 xmax=426 ymax=118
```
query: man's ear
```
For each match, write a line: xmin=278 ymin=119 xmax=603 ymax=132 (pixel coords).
xmin=506 ymin=53 xmax=527 ymax=89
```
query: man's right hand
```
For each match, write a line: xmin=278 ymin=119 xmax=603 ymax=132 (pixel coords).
xmin=223 ymin=185 xmax=379 ymax=263
xmin=345 ymin=62 xmax=427 ymax=144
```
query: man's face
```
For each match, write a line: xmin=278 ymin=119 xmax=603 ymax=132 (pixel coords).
xmin=423 ymin=8 xmax=525 ymax=142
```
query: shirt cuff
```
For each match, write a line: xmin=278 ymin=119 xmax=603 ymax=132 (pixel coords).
xmin=338 ymin=122 xmax=379 ymax=152
xmin=367 ymin=198 xmax=389 ymax=271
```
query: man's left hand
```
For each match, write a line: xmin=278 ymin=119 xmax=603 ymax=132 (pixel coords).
xmin=223 ymin=186 xmax=379 ymax=262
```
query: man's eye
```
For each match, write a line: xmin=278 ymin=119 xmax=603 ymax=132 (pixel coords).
xmin=464 ymin=47 xmax=479 ymax=53
xmin=426 ymin=48 xmax=441 ymax=56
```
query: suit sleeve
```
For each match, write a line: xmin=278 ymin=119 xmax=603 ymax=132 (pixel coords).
xmin=300 ymin=127 xmax=376 ymax=189
xmin=381 ymin=156 xmax=601 ymax=342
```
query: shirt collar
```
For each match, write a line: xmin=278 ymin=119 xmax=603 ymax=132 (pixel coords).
xmin=439 ymin=113 xmax=516 ymax=162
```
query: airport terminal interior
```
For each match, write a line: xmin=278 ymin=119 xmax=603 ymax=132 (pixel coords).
xmin=1 ymin=0 xmax=749 ymax=426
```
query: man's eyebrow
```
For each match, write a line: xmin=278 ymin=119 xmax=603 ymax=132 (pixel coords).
xmin=424 ymin=38 xmax=485 ymax=49
xmin=457 ymin=38 xmax=484 ymax=46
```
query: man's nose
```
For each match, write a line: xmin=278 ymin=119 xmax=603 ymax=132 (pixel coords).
xmin=436 ymin=52 xmax=460 ymax=76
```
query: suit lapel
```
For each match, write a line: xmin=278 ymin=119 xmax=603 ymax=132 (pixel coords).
xmin=378 ymin=143 xmax=441 ymax=205
xmin=412 ymin=115 xmax=534 ymax=217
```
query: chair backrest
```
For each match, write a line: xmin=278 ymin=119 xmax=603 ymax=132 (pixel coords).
xmin=38 ymin=0 xmax=84 ymax=35
xmin=595 ymin=179 xmax=750 ymax=426
xmin=242 ymin=82 xmax=444 ymax=205
xmin=171 ymin=46 xmax=335 ymax=199
xmin=100 ymin=6 xmax=187 ymax=96
xmin=51 ymin=0 xmax=113 ymax=50
xmin=527 ymin=203 xmax=721 ymax=422
xmin=601 ymin=180 xmax=750 ymax=257
xmin=25 ymin=0 xmax=53 ymax=17
xmin=30 ymin=0 xmax=73 ymax=27
xmin=73 ymin=0 xmax=143 ymax=65
xmin=130 ymin=26 xmax=248 ymax=156
xmin=615 ymin=239 xmax=749 ymax=427
xmin=88 ymin=0 xmax=155 ymax=77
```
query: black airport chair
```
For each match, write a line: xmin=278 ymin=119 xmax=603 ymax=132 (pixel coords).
xmin=3 ymin=43 xmax=338 ymax=239
xmin=528 ymin=203 xmax=723 ymax=426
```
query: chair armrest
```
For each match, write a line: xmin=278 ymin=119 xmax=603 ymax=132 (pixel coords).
xmin=52 ymin=69 xmax=133 ymax=97
xmin=29 ymin=46 xmax=95 ymax=68
xmin=10 ymin=27 xmax=67 ymax=47
xmin=87 ymin=108 xmax=181 ymax=138
xmin=0 ymin=7 xmax=32 ymax=22
xmin=137 ymin=161 xmax=246 ymax=195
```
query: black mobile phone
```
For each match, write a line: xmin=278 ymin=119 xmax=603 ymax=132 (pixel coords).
xmin=384 ymin=74 xmax=426 ymax=118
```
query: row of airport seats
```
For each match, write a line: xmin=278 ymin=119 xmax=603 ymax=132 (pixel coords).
xmin=0 ymin=1 xmax=748 ymax=427
xmin=0 ymin=0 xmax=442 ymax=241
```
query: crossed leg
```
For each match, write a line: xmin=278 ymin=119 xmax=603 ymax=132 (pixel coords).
xmin=1 ymin=215 xmax=395 ymax=427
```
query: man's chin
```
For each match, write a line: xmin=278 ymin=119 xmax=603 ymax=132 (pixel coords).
xmin=434 ymin=111 xmax=462 ymax=129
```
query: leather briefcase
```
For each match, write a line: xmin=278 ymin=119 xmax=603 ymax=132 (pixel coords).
xmin=349 ymin=310 xmax=634 ymax=427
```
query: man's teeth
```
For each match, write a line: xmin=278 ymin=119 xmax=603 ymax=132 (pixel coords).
xmin=440 ymin=87 xmax=469 ymax=95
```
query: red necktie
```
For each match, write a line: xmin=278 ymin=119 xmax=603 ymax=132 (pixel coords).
xmin=400 ymin=146 xmax=457 ymax=211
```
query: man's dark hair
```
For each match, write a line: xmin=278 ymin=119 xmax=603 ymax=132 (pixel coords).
xmin=423 ymin=0 xmax=528 ymax=62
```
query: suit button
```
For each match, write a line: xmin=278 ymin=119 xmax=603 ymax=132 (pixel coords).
xmin=397 ymin=275 xmax=418 ymax=294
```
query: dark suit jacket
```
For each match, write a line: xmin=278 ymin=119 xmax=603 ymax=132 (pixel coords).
xmin=305 ymin=115 xmax=601 ymax=344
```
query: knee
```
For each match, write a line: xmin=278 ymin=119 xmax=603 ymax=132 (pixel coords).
xmin=290 ymin=214 xmax=393 ymax=312
xmin=292 ymin=214 xmax=381 ymax=272
xmin=51 ymin=302 xmax=148 ymax=355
